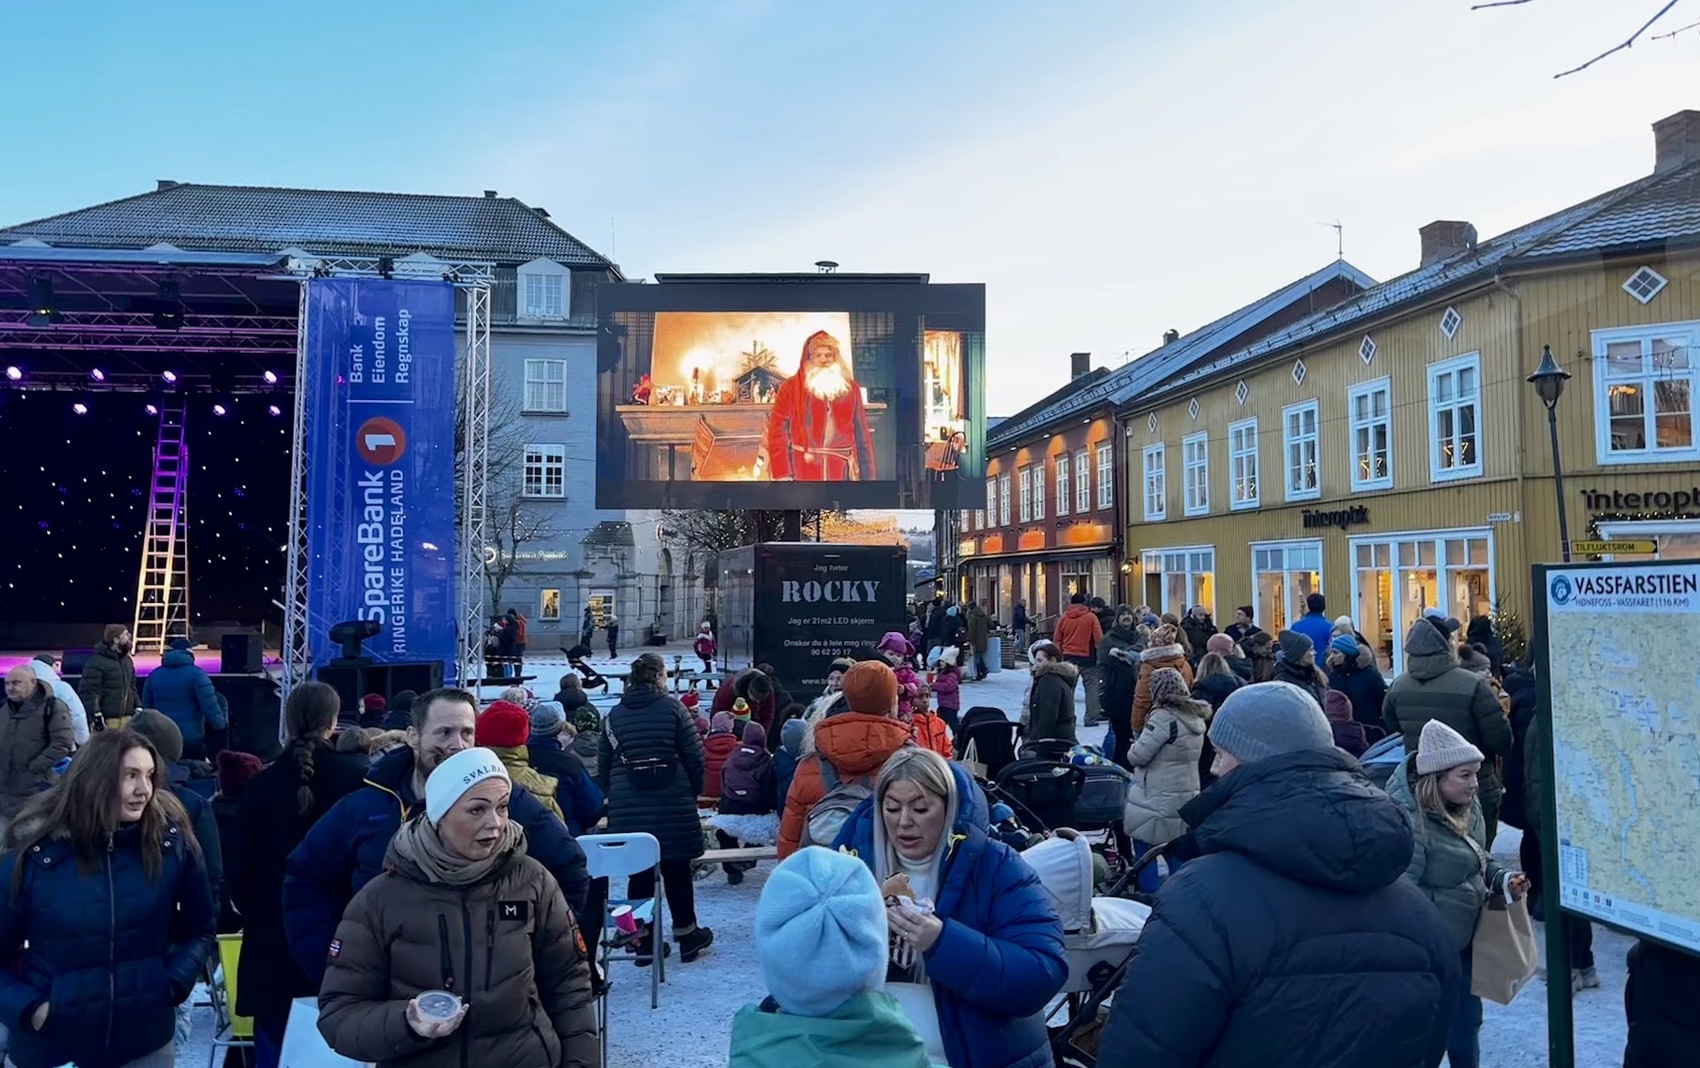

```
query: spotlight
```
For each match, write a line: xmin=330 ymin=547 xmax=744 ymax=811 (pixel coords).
xmin=145 ymin=403 xmax=159 ymax=416
xmin=72 ymin=402 xmax=88 ymax=415
xmin=90 ymin=368 xmax=105 ymax=382
xmin=25 ymin=277 xmax=60 ymax=327
xmin=262 ymin=370 xmax=278 ymax=385
xmin=267 ymin=404 xmax=282 ymax=416
xmin=212 ymin=403 xmax=227 ymax=416
xmin=148 ymin=280 xmax=184 ymax=331
xmin=4 ymin=366 xmax=20 ymax=382
xmin=328 ymin=619 xmax=382 ymax=660
xmin=161 ymin=370 xmax=177 ymax=385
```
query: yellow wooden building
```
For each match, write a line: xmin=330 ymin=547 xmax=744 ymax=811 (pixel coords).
xmin=1119 ymin=109 xmax=1700 ymax=671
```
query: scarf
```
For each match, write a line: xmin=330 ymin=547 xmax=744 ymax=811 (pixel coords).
xmin=389 ymin=814 xmax=524 ymax=887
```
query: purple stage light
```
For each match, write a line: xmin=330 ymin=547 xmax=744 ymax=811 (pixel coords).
xmin=4 ymin=366 xmax=20 ymax=381
xmin=267 ymin=404 xmax=282 ymax=416
xmin=161 ymin=370 xmax=177 ymax=384
xmin=145 ymin=403 xmax=159 ymax=415
xmin=72 ymin=403 xmax=88 ymax=415
xmin=90 ymin=368 xmax=105 ymax=382
xmin=263 ymin=370 xmax=278 ymax=385
xmin=212 ymin=404 xmax=227 ymax=416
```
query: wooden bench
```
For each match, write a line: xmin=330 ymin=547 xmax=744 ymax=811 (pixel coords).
xmin=692 ymin=846 xmax=777 ymax=867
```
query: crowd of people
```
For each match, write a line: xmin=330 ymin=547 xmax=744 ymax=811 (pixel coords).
xmin=0 ymin=602 xmax=1692 ymax=1068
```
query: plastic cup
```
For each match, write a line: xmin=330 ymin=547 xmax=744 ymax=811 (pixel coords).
xmin=416 ymin=991 xmax=460 ymax=1022
xmin=612 ymin=905 xmax=638 ymax=935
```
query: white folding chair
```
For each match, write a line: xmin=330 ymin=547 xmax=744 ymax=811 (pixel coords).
xmin=578 ymin=832 xmax=665 ymax=1066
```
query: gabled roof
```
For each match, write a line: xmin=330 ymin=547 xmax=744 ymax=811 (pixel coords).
xmin=987 ymin=259 xmax=1375 ymax=447
xmin=1137 ymin=157 xmax=1700 ymax=409
xmin=0 ymin=182 xmax=618 ymax=271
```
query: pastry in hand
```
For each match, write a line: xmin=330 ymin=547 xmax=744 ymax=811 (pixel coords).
xmin=882 ymin=873 xmax=914 ymax=902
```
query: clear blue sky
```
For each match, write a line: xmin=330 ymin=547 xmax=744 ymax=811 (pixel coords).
xmin=3 ymin=0 xmax=1694 ymax=414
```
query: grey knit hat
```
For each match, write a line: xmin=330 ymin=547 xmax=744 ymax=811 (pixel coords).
xmin=1276 ymin=629 xmax=1313 ymax=664
xmin=529 ymin=700 xmax=567 ymax=735
xmin=1209 ymin=682 xmax=1334 ymax=764
xmin=1415 ymin=719 xmax=1485 ymax=775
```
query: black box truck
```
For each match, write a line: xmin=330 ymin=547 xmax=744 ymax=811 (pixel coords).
xmin=714 ymin=542 xmax=908 ymax=700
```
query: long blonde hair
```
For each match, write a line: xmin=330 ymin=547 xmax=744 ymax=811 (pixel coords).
xmin=1414 ymin=771 xmax=1472 ymax=837
xmin=1196 ymin=652 xmax=1235 ymax=679
xmin=870 ymin=748 xmax=959 ymax=887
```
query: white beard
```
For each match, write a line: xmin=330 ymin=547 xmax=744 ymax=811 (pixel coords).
xmin=805 ymin=363 xmax=851 ymax=400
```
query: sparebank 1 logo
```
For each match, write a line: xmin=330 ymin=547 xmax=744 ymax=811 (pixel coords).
xmin=1549 ymin=574 xmax=1574 ymax=606
xmin=356 ymin=417 xmax=408 ymax=466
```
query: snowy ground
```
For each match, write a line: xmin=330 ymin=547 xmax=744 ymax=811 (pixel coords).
xmin=179 ymin=655 xmax=1627 ymax=1066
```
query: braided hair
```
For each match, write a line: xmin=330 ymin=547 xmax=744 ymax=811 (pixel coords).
xmin=284 ymin=681 xmax=341 ymax=816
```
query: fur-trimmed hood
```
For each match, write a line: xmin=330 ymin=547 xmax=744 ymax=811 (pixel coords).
xmin=1140 ymin=642 xmax=1186 ymax=664
xmin=1032 ymin=658 xmax=1080 ymax=684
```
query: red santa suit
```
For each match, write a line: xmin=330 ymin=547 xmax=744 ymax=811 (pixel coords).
xmin=762 ymin=331 xmax=875 ymax=481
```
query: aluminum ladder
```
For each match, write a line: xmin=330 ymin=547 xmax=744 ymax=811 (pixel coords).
xmin=132 ymin=400 xmax=191 ymax=654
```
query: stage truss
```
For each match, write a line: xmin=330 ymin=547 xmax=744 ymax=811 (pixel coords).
xmin=279 ymin=258 xmax=495 ymax=699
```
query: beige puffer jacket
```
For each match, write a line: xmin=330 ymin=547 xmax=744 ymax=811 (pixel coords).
xmin=1123 ymin=698 xmax=1208 ymax=844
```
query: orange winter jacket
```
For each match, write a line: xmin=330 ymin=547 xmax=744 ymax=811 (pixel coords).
xmin=777 ymin=712 xmax=912 ymax=859
xmin=1132 ymin=644 xmax=1195 ymax=735
xmin=1053 ymin=605 xmax=1103 ymax=659
xmin=910 ymin=711 xmax=953 ymax=760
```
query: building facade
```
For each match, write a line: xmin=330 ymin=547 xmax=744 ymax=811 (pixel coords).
xmin=1118 ymin=110 xmax=1700 ymax=671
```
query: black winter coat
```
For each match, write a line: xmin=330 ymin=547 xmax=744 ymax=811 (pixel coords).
xmin=211 ymin=795 xmax=242 ymax=932
xmin=1098 ymin=625 xmax=1141 ymax=733
xmin=1098 ymin=749 xmax=1459 ymax=1068
xmin=75 ymin=641 xmax=138 ymax=723
xmin=599 ymin=684 xmax=707 ymax=861
xmin=1625 ymin=937 xmax=1700 ymax=1068
xmin=1190 ymin=671 xmax=1241 ymax=712
xmin=0 ymin=819 xmax=215 ymax=1068
xmin=1328 ymin=659 xmax=1388 ymax=729
xmin=1499 ymin=668 xmax=1538 ymax=831
xmin=1272 ymin=658 xmax=1329 ymax=707
xmin=225 ymin=742 xmax=368 ymax=1022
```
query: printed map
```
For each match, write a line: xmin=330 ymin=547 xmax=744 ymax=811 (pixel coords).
xmin=1544 ymin=562 xmax=1700 ymax=952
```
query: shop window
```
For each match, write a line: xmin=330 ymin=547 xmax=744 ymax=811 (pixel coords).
xmin=1597 ymin=519 xmax=1700 ymax=561
xmin=1251 ymin=540 xmax=1322 ymax=633
xmin=1351 ymin=529 xmax=1493 ymax=672
xmin=1141 ymin=547 xmax=1215 ymax=618
xmin=1592 ymin=321 xmax=1699 ymax=464
xmin=1349 ymin=377 xmax=1392 ymax=491
xmin=1142 ymin=443 xmax=1166 ymax=521
xmin=1283 ymin=400 xmax=1320 ymax=501
xmin=1229 ymin=417 xmax=1259 ymax=509
xmin=1182 ymin=431 xmax=1209 ymax=516
xmin=1428 ymin=353 xmax=1482 ymax=481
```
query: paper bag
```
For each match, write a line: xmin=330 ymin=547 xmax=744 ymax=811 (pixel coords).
xmin=1470 ymin=892 xmax=1538 ymax=1005
xmin=960 ymin=738 xmax=987 ymax=780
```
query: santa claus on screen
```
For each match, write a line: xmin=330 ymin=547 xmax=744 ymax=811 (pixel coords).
xmin=761 ymin=329 xmax=875 ymax=481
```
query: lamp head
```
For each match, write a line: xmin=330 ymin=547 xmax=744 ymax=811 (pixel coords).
xmin=1526 ymin=344 xmax=1571 ymax=410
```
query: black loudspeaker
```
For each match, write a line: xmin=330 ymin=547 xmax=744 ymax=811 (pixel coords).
xmin=208 ymin=674 xmax=283 ymax=761
xmin=315 ymin=661 xmax=445 ymax=715
xmin=220 ymin=632 xmax=263 ymax=674
xmin=60 ymin=648 xmax=96 ymax=676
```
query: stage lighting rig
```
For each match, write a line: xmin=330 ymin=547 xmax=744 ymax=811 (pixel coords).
xmin=329 ymin=619 xmax=382 ymax=661
xmin=25 ymin=277 xmax=61 ymax=327
xmin=149 ymin=280 xmax=185 ymax=330
xmin=4 ymin=366 xmax=20 ymax=382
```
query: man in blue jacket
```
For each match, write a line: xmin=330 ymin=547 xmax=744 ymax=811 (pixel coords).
xmin=140 ymin=639 xmax=227 ymax=760
xmin=1288 ymin=592 xmax=1335 ymax=661
xmin=1098 ymin=682 xmax=1458 ymax=1066
xmin=281 ymin=686 xmax=589 ymax=982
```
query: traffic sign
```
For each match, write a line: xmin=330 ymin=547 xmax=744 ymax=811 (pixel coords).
xmin=1569 ymin=539 xmax=1657 ymax=556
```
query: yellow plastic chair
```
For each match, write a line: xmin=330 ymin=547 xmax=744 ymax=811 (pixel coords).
xmin=209 ymin=932 xmax=254 ymax=1066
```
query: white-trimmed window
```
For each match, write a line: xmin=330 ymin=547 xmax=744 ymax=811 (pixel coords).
xmin=1055 ymin=453 xmax=1070 ymax=516
xmin=985 ymin=477 xmax=998 ymax=528
xmin=1349 ymin=377 xmax=1392 ymax=491
xmin=1251 ymin=539 xmax=1322 ymax=633
xmin=1019 ymin=467 xmax=1033 ymax=522
xmin=1141 ymin=546 xmax=1215 ymax=617
xmin=1096 ymin=444 xmax=1114 ymax=509
xmin=1282 ymin=401 xmax=1320 ymax=501
xmin=523 ymin=358 xmax=568 ymax=412
xmin=539 ymin=588 xmax=562 ymax=621
xmin=1032 ymin=462 xmax=1046 ymax=520
xmin=1074 ymin=449 xmax=1090 ymax=512
xmin=517 ymin=258 xmax=569 ymax=321
xmin=1228 ymin=418 xmax=1259 ymax=509
xmin=1182 ymin=431 xmax=1209 ymax=516
xmin=998 ymin=472 xmax=1011 ymax=526
xmin=1428 ymin=353 xmax=1482 ymax=480
xmin=1142 ymin=443 xmax=1166 ymax=521
xmin=523 ymin=444 xmax=566 ymax=498
xmin=1593 ymin=321 xmax=1699 ymax=464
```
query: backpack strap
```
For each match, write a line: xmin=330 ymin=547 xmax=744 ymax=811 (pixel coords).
xmin=818 ymin=755 xmax=841 ymax=792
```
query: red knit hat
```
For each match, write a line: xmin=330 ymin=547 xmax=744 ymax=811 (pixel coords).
xmin=362 ymin=693 xmax=386 ymax=714
xmin=680 ymin=691 xmax=700 ymax=709
xmin=215 ymin=750 xmax=264 ymax=797
xmin=477 ymin=700 xmax=531 ymax=748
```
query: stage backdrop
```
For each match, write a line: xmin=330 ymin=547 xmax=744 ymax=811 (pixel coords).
xmin=303 ymin=279 xmax=459 ymax=675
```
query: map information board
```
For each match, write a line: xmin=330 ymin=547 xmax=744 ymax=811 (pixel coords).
xmin=1540 ymin=561 xmax=1700 ymax=953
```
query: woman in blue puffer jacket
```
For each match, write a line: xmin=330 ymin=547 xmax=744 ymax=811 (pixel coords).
xmin=0 ymin=729 xmax=216 ymax=1068
xmin=835 ymin=748 xmax=1066 ymax=1068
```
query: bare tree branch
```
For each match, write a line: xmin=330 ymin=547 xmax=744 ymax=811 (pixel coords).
xmin=1554 ymin=0 xmax=1683 ymax=77
xmin=1651 ymin=15 xmax=1700 ymax=37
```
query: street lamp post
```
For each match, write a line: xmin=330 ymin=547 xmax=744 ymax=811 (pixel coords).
xmin=1527 ymin=344 xmax=1573 ymax=563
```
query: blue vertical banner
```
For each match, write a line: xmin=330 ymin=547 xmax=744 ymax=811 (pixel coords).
xmin=303 ymin=278 xmax=459 ymax=675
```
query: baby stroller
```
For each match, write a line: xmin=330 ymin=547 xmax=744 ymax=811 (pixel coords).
xmin=995 ymin=758 xmax=1084 ymax=832
xmin=955 ymin=706 xmax=1022 ymax=781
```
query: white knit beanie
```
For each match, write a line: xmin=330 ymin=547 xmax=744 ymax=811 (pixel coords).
xmin=425 ymin=747 xmax=510 ymax=824
xmin=1414 ymin=720 xmax=1485 ymax=776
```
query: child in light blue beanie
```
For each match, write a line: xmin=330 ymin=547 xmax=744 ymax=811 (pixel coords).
xmin=729 ymin=847 xmax=934 ymax=1067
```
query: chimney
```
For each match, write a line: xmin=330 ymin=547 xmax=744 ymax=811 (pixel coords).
xmin=156 ymin=179 xmax=180 ymax=191
xmin=1070 ymin=352 xmax=1091 ymax=379
xmin=483 ymin=189 xmax=498 ymax=199
xmin=1653 ymin=110 xmax=1700 ymax=174
xmin=532 ymin=206 xmax=551 ymax=218
xmin=1419 ymin=220 xmax=1477 ymax=267
xmin=1162 ymin=328 xmax=1180 ymax=345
